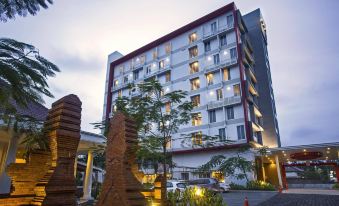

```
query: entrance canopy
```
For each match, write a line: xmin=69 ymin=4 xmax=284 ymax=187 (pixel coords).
xmin=264 ymin=142 xmax=339 ymax=164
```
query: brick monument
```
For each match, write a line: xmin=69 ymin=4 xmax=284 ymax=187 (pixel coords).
xmin=0 ymin=94 xmax=82 ymax=206
xmin=95 ymin=112 xmax=146 ymax=206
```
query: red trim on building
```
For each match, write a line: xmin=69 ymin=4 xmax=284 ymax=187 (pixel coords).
xmin=282 ymin=162 xmax=337 ymax=167
xmin=171 ymin=143 xmax=249 ymax=155
xmin=105 ymin=3 xmax=236 ymax=120
xmin=233 ymin=9 xmax=251 ymax=143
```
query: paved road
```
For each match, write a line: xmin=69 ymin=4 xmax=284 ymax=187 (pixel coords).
xmin=222 ymin=190 xmax=278 ymax=206
xmin=259 ymin=193 xmax=339 ymax=206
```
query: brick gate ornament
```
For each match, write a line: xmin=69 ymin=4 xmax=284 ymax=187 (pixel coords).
xmin=0 ymin=94 xmax=82 ymax=206
xmin=95 ymin=112 xmax=146 ymax=206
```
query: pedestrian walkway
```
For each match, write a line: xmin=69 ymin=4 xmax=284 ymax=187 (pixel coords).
xmin=283 ymin=188 xmax=339 ymax=195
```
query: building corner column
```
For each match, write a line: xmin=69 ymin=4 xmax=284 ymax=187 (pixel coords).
xmin=275 ymin=155 xmax=283 ymax=188
xmin=82 ymin=150 xmax=94 ymax=200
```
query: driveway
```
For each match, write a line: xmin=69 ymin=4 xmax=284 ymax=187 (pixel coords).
xmin=222 ymin=190 xmax=278 ymax=206
xmin=259 ymin=193 xmax=339 ymax=206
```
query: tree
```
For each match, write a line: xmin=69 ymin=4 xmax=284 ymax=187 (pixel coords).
xmin=114 ymin=79 xmax=193 ymax=204
xmin=199 ymin=147 xmax=254 ymax=183
xmin=0 ymin=0 xmax=54 ymax=22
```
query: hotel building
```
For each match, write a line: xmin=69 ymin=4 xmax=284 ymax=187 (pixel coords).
xmin=103 ymin=2 xmax=280 ymax=184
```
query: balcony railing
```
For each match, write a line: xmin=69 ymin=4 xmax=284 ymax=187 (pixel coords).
xmin=204 ymin=57 xmax=237 ymax=74
xmin=203 ymin=23 xmax=234 ymax=39
xmin=207 ymin=95 xmax=241 ymax=110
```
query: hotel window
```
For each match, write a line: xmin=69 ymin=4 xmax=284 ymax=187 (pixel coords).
xmin=153 ymin=49 xmax=158 ymax=59
xmin=118 ymin=66 xmax=124 ymax=75
xmin=237 ymin=125 xmax=245 ymax=140
xmin=227 ymin=15 xmax=234 ymax=27
xmin=165 ymin=72 xmax=171 ymax=82
xmin=223 ymin=68 xmax=230 ymax=81
xmin=133 ymin=70 xmax=139 ymax=80
xmin=190 ymin=78 xmax=200 ymax=91
xmin=216 ymin=89 xmax=223 ymax=100
xmin=189 ymin=61 xmax=199 ymax=74
xmin=204 ymin=41 xmax=211 ymax=52
xmin=165 ymin=102 xmax=171 ymax=114
xmin=189 ymin=46 xmax=198 ymax=58
xmin=230 ymin=48 xmax=237 ymax=59
xmin=123 ymin=75 xmax=128 ymax=83
xmin=166 ymin=136 xmax=172 ymax=149
xmin=211 ymin=22 xmax=217 ymax=33
xmin=220 ymin=35 xmax=227 ymax=46
xmin=165 ymin=42 xmax=171 ymax=55
xmin=233 ymin=84 xmax=241 ymax=96
xmin=206 ymin=73 xmax=214 ymax=86
xmin=192 ymin=131 xmax=202 ymax=145
xmin=118 ymin=90 xmax=122 ymax=98
xmin=191 ymin=95 xmax=200 ymax=107
xmin=226 ymin=106 xmax=234 ymax=120
xmin=192 ymin=113 xmax=202 ymax=126
xmin=159 ymin=60 xmax=165 ymax=69
xmin=189 ymin=32 xmax=197 ymax=43
xmin=146 ymin=65 xmax=152 ymax=75
xmin=213 ymin=54 xmax=220 ymax=65
xmin=209 ymin=110 xmax=216 ymax=123
xmin=114 ymin=80 xmax=119 ymax=87
xmin=219 ymin=128 xmax=226 ymax=141
xmin=112 ymin=104 xmax=117 ymax=112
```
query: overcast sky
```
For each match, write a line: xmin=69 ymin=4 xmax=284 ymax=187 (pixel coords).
xmin=1 ymin=0 xmax=339 ymax=146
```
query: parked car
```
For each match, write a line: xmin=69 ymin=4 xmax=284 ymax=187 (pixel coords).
xmin=188 ymin=178 xmax=222 ymax=192
xmin=166 ymin=180 xmax=187 ymax=193
xmin=219 ymin=182 xmax=230 ymax=192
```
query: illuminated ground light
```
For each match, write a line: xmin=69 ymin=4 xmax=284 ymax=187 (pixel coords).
xmin=195 ymin=187 xmax=203 ymax=197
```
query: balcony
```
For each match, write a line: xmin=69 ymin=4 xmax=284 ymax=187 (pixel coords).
xmin=248 ymin=81 xmax=259 ymax=97
xmin=203 ymin=24 xmax=234 ymax=40
xmin=144 ymin=65 xmax=171 ymax=79
xmin=204 ymin=57 xmax=237 ymax=74
xmin=243 ymin=44 xmax=255 ymax=64
xmin=252 ymin=121 xmax=264 ymax=132
xmin=207 ymin=95 xmax=241 ymax=110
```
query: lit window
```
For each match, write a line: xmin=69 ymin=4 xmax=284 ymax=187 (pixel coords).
xmin=165 ymin=102 xmax=171 ymax=114
xmin=189 ymin=32 xmax=197 ymax=43
xmin=166 ymin=136 xmax=172 ymax=149
xmin=192 ymin=131 xmax=202 ymax=145
xmin=227 ymin=15 xmax=234 ymax=27
xmin=192 ymin=113 xmax=202 ymax=126
xmin=191 ymin=95 xmax=200 ymax=107
xmin=133 ymin=70 xmax=139 ymax=80
xmin=206 ymin=73 xmax=214 ymax=86
xmin=118 ymin=90 xmax=122 ymax=97
xmin=190 ymin=78 xmax=200 ymax=91
xmin=165 ymin=72 xmax=171 ymax=82
xmin=124 ymin=75 xmax=129 ymax=83
xmin=146 ymin=65 xmax=152 ymax=74
xmin=153 ymin=49 xmax=158 ymax=59
xmin=189 ymin=61 xmax=199 ymax=74
xmin=159 ymin=60 xmax=165 ymax=69
xmin=223 ymin=68 xmax=230 ymax=81
xmin=165 ymin=42 xmax=171 ymax=55
xmin=216 ymin=89 xmax=223 ymax=100
xmin=140 ymin=55 xmax=146 ymax=64
xmin=233 ymin=84 xmax=241 ymax=96
xmin=112 ymin=104 xmax=117 ymax=112
xmin=114 ymin=80 xmax=119 ymax=87
xmin=189 ymin=46 xmax=198 ymax=58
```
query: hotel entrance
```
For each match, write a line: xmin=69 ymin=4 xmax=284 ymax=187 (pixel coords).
xmin=257 ymin=142 xmax=339 ymax=190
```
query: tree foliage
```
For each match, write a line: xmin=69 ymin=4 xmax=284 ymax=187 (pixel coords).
xmin=0 ymin=0 xmax=53 ymax=22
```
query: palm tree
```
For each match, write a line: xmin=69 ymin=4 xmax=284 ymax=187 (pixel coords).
xmin=0 ymin=0 xmax=54 ymax=22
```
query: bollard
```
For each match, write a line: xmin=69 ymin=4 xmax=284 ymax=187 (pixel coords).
xmin=244 ymin=196 xmax=249 ymax=206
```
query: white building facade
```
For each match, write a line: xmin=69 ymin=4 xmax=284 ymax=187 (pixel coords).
xmin=103 ymin=3 xmax=280 ymax=184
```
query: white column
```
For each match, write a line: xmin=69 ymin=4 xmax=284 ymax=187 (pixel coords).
xmin=275 ymin=155 xmax=283 ymax=187
xmin=74 ymin=154 xmax=78 ymax=177
xmin=82 ymin=150 xmax=94 ymax=200
xmin=0 ymin=136 xmax=18 ymax=194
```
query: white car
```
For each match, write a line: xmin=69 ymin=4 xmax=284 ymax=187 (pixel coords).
xmin=166 ymin=180 xmax=187 ymax=193
xmin=219 ymin=182 xmax=230 ymax=192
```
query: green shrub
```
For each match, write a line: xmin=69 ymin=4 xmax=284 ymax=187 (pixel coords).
xmin=167 ymin=187 xmax=226 ymax=206
xmin=333 ymin=183 xmax=339 ymax=190
xmin=229 ymin=182 xmax=246 ymax=190
xmin=246 ymin=180 xmax=275 ymax=191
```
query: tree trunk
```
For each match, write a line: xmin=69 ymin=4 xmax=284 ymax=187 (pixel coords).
xmin=161 ymin=145 xmax=167 ymax=205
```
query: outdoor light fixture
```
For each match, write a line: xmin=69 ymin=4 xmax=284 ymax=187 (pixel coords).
xmin=226 ymin=86 xmax=231 ymax=91
xmin=303 ymin=149 xmax=307 ymax=152
xmin=209 ymin=91 xmax=214 ymax=95
xmin=136 ymin=57 xmax=140 ymax=62
xmin=152 ymin=63 xmax=156 ymax=67
xmin=166 ymin=57 xmax=170 ymax=62
xmin=208 ymin=56 xmax=212 ymax=61
xmin=195 ymin=187 xmax=203 ymax=196
xmin=327 ymin=147 xmax=330 ymax=150
xmin=166 ymin=87 xmax=170 ymax=92
xmin=223 ymin=50 xmax=228 ymax=55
